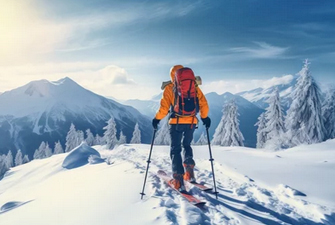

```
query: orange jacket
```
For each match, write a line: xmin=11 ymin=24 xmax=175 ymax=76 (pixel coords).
xmin=155 ymin=66 xmax=209 ymax=124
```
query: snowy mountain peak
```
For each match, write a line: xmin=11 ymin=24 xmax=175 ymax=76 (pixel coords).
xmin=24 ymin=79 xmax=57 ymax=98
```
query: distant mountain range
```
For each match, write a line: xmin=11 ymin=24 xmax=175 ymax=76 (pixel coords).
xmin=124 ymin=91 xmax=264 ymax=147
xmin=236 ymin=75 xmax=298 ymax=111
xmin=0 ymin=78 xmax=153 ymax=158
xmin=1 ymin=73 xmax=321 ymax=156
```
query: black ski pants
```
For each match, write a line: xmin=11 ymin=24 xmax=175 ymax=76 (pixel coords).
xmin=169 ymin=124 xmax=196 ymax=175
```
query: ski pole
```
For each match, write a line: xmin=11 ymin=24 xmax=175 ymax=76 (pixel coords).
xmin=206 ymin=127 xmax=219 ymax=199
xmin=140 ymin=128 xmax=157 ymax=199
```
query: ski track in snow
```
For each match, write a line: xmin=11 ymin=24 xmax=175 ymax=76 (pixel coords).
xmin=0 ymin=144 xmax=334 ymax=225
xmin=103 ymin=145 xmax=335 ymax=225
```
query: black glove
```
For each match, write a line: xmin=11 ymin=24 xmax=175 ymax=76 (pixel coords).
xmin=152 ymin=118 xmax=160 ymax=130
xmin=201 ymin=117 xmax=211 ymax=128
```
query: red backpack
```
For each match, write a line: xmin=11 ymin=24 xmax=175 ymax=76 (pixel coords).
xmin=172 ymin=67 xmax=199 ymax=118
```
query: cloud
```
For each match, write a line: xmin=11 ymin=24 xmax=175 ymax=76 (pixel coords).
xmin=230 ymin=42 xmax=289 ymax=59
xmin=0 ymin=63 xmax=155 ymax=100
xmin=99 ymin=66 xmax=136 ymax=85
xmin=0 ymin=0 xmax=204 ymax=64
xmin=201 ymin=75 xmax=294 ymax=95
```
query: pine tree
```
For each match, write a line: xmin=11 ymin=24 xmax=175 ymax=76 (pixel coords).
xmin=33 ymin=149 xmax=40 ymax=160
xmin=130 ymin=123 xmax=141 ymax=144
xmin=6 ymin=150 xmax=14 ymax=168
xmin=85 ymin=129 xmax=95 ymax=146
xmin=34 ymin=141 xmax=47 ymax=159
xmin=154 ymin=118 xmax=170 ymax=145
xmin=94 ymin=134 xmax=104 ymax=145
xmin=118 ymin=131 xmax=127 ymax=145
xmin=263 ymin=88 xmax=285 ymax=149
xmin=103 ymin=117 xmax=118 ymax=149
xmin=65 ymin=123 xmax=78 ymax=152
xmin=54 ymin=141 xmax=64 ymax=154
xmin=212 ymin=100 xmax=244 ymax=146
xmin=0 ymin=155 xmax=8 ymax=177
xmin=44 ymin=142 xmax=53 ymax=158
xmin=322 ymin=88 xmax=335 ymax=140
xmin=77 ymin=130 xmax=84 ymax=145
xmin=15 ymin=149 xmax=23 ymax=166
xmin=196 ymin=132 xmax=207 ymax=145
xmin=285 ymin=60 xmax=325 ymax=146
xmin=255 ymin=113 xmax=267 ymax=148
xmin=23 ymin=155 xmax=30 ymax=164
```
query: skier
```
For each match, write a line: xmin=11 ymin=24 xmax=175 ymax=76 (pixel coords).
xmin=152 ymin=65 xmax=211 ymax=191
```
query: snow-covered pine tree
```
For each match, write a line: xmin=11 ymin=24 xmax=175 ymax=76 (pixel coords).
xmin=285 ymin=60 xmax=325 ymax=146
xmin=255 ymin=113 xmax=267 ymax=148
xmin=34 ymin=141 xmax=47 ymax=159
xmin=5 ymin=150 xmax=14 ymax=168
xmin=212 ymin=105 xmax=227 ymax=145
xmin=322 ymin=87 xmax=335 ymax=140
xmin=196 ymin=132 xmax=207 ymax=145
xmin=33 ymin=149 xmax=40 ymax=160
xmin=94 ymin=134 xmax=104 ymax=145
xmin=77 ymin=130 xmax=84 ymax=145
xmin=103 ymin=117 xmax=118 ymax=149
xmin=118 ymin=131 xmax=127 ymax=145
xmin=212 ymin=100 xmax=244 ymax=146
xmin=154 ymin=118 xmax=170 ymax=145
xmin=23 ymin=155 xmax=30 ymax=164
xmin=44 ymin=142 xmax=53 ymax=158
xmin=85 ymin=129 xmax=95 ymax=146
xmin=15 ymin=149 xmax=23 ymax=166
xmin=54 ymin=141 xmax=64 ymax=154
xmin=65 ymin=123 xmax=78 ymax=152
xmin=263 ymin=88 xmax=285 ymax=149
xmin=0 ymin=155 xmax=8 ymax=177
xmin=130 ymin=123 xmax=141 ymax=144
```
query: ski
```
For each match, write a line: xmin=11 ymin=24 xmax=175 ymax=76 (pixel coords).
xmin=184 ymin=180 xmax=213 ymax=192
xmin=157 ymin=170 xmax=206 ymax=207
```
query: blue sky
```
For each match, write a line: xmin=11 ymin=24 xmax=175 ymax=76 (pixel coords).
xmin=1 ymin=0 xmax=335 ymax=99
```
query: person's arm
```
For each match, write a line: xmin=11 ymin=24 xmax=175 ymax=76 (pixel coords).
xmin=155 ymin=85 xmax=173 ymax=120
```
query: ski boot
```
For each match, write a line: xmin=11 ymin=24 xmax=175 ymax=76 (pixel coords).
xmin=183 ymin=164 xmax=196 ymax=183
xmin=170 ymin=173 xmax=186 ymax=192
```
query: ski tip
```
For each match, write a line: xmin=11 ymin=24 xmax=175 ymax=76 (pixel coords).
xmin=157 ymin=170 xmax=167 ymax=175
xmin=194 ymin=202 xmax=206 ymax=207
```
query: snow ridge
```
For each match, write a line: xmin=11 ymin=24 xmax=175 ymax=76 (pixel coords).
xmin=1 ymin=142 xmax=334 ymax=225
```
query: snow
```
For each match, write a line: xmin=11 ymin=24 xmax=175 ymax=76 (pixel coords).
xmin=0 ymin=141 xmax=334 ymax=224
xmin=62 ymin=142 xmax=101 ymax=169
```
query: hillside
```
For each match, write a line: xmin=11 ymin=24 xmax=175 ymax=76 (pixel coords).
xmin=0 ymin=141 xmax=334 ymax=224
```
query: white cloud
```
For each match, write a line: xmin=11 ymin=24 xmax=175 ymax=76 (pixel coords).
xmin=0 ymin=63 xmax=156 ymax=100
xmin=0 ymin=1 xmax=203 ymax=65
xmin=230 ymin=42 xmax=289 ymax=59
xmin=202 ymin=75 xmax=294 ymax=95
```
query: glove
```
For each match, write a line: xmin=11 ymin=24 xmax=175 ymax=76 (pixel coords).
xmin=152 ymin=118 xmax=160 ymax=130
xmin=201 ymin=117 xmax=211 ymax=128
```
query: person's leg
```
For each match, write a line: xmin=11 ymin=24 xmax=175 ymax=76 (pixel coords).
xmin=169 ymin=124 xmax=184 ymax=175
xmin=182 ymin=125 xmax=196 ymax=182
xmin=182 ymin=125 xmax=196 ymax=164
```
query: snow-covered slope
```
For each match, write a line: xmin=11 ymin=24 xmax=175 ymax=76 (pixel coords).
xmin=2 ymin=141 xmax=334 ymax=225
xmin=0 ymin=77 xmax=152 ymax=157
xmin=237 ymin=75 xmax=297 ymax=110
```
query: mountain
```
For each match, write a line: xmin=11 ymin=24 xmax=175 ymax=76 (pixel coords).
xmin=125 ymin=92 xmax=263 ymax=147
xmin=123 ymin=99 xmax=159 ymax=119
xmin=0 ymin=77 xmax=153 ymax=158
xmin=1 ymin=142 xmax=334 ymax=224
xmin=236 ymin=75 xmax=298 ymax=110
